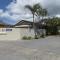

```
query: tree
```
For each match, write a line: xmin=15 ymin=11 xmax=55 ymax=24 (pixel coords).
xmin=46 ymin=17 xmax=59 ymax=35
xmin=42 ymin=9 xmax=47 ymax=16
xmin=36 ymin=8 xmax=47 ymax=21
xmin=25 ymin=3 xmax=42 ymax=38
xmin=36 ymin=8 xmax=48 ymax=36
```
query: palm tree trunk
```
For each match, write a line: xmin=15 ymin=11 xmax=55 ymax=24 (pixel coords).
xmin=42 ymin=16 xmax=44 ymax=35
xmin=33 ymin=14 xmax=37 ymax=38
xmin=33 ymin=14 xmax=34 ymax=26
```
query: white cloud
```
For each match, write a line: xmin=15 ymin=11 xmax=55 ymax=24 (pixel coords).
xmin=0 ymin=9 xmax=3 ymax=16
xmin=5 ymin=0 xmax=43 ymax=21
xmin=56 ymin=14 xmax=60 ymax=17
xmin=0 ymin=0 xmax=45 ymax=23
xmin=1 ymin=0 xmax=60 ymax=25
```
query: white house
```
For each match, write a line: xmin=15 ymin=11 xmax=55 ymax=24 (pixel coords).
xmin=0 ymin=20 xmax=46 ymax=40
xmin=0 ymin=20 xmax=35 ymax=40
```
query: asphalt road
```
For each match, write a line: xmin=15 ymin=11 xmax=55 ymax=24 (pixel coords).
xmin=0 ymin=36 xmax=60 ymax=60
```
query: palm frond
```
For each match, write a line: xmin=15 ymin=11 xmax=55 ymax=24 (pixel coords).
xmin=25 ymin=5 xmax=34 ymax=14
xmin=33 ymin=3 xmax=42 ymax=12
xmin=42 ymin=9 xmax=47 ymax=16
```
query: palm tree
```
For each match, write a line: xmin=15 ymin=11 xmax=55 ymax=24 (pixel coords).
xmin=37 ymin=8 xmax=47 ymax=20
xmin=41 ymin=9 xmax=48 ymax=35
xmin=42 ymin=9 xmax=47 ymax=17
xmin=36 ymin=8 xmax=48 ymax=36
xmin=25 ymin=3 xmax=42 ymax=38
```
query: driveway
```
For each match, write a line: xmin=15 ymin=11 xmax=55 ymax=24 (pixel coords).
xmin=0 ymin=36 xmax=60 ymax=60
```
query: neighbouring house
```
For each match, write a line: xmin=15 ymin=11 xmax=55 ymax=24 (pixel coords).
xmin=0 ymin=20 xmax=46 ymax=40
xmin=15 ymin=20 xmax=46 ymax=39
xmin=0 ymin=23 xmax=19 ymax=40
xmin=0 ymin=20 xmax=34 ymax=40
xmin=0 ymin=24 xmax=5 ymax=28
xmin=15 ymin=20 xmax=35 ymax=39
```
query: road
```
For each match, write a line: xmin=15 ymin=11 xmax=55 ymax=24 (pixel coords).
xmin=0 ymin=36 xmax=60 ymax=60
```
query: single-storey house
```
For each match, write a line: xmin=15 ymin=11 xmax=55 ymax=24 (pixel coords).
xmin=0 ymin=23 xmax=19 ymax=40
xmin=0 ymin=20 xmax=46 ymax=40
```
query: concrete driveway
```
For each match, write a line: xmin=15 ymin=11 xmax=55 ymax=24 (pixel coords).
xmin=0 ymin=36 xmax=60 ymax=60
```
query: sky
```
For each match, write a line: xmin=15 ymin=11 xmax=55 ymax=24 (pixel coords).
xmin=0 ymin=0 xmax=60 ymax=25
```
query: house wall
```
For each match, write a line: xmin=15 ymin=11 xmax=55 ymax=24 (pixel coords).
xmin=0 ymin=28 xmax=46 ymax=41
xmin=0 ymin=28 xmax=35 ymax=40
xmin=19 ymin=28 xmax=35 ymax=38
xmin=0 ymin=28 xmax=20 ymax=41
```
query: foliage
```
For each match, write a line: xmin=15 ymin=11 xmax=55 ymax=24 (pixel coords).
xmin=46 ymin=17 xmax=60 ymax=26
xmin=25 ymin=3 xmax=42 ymax=16
xmin=45 ymin=17 xmax=60 ymax=35
xmin=37 ymin=8 xmax=47 ymax=17
xmin=22 ymin=36 xmax=28 ymax=40
xmin=40 ymin=34 xmax=45 ymax=38
xmin=22 ymin=36 xmax=32 ymax=40
xmin=28 ymin=36 xmax=32 ymax=40
xmin=34 ymin=35 xmax=39 ymax=39
xmin=25 ymin=3 xmax=42 ymax=38
xmin=46 ymin=26 xmax=59 ymax=35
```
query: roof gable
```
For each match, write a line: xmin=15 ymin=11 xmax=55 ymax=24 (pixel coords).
xmin=15 ymin=20 xmax=33 ymax=26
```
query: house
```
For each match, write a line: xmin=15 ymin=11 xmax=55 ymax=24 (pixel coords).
xmin=15 ymin=20 xmax=35 ymax=39
xmin=0 ymin=24 xmax=5 ymax=28
xmin=0 ymin=20 xmax=46 ymax=40
xmin=0 ymin=20 xmax=34 ymax=40
xmin=15 ymin=20 xmax=46 ymax=39
xmin=0 ymin=22 xmax=20 ymax=40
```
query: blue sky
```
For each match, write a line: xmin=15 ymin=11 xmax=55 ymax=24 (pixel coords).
xmin=0 ymin=0 xmax=12 ymax=10
xmin=0 ymin=0 xmax=16 ymax=25
xmin=0 ymin=0 xmax=60 ymax=25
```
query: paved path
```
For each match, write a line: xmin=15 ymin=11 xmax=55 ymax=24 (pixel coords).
xmin=0 ymin=36 xmax=60 ymax=60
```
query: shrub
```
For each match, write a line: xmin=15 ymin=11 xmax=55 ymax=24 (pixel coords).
xmin=22 ymin=36 xmax=32 ymax=40
xmin=40 ymin=34 xmax=45 ymax=38
xmin=22 ymin=36 xmax=27 ymax=40
xmin=28 ymin=36 xmax=32 ymax=40
xmin=46 ymin=26 xmax=59 ymax=35
xmin=34 ymin=35 xmax=39 ymax=39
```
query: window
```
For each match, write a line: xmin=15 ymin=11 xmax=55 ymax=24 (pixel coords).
xmin=2 ymin=28 xmax=12 ymax=32
xmin=6 ymin=29 xmax=12 ymax=31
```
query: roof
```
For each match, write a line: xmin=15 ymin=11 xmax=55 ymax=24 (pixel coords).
xmin=15 ymin=20 xmax=33 ymax=26
xmin=15 ymin=20 xmax=33 ymax=28
xmin=0 ymin=23 xmax=14 ymax=28
xmin=15 ymin=25 xmax=32 ymax=28
xmin=15 ymin=19 xmax=53 ymax=28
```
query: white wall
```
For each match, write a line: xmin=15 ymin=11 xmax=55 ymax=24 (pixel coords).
xmin=0 ymin=28 xmax=35 ymax=40
xmin=0 ymin=28 xmax=20 ymax=41
xmin=19 ymin=28 xmax=35 ymax=38
xmin=0 ymin=28 xmax=46 ymax=40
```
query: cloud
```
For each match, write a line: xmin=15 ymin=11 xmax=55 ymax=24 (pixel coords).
xmin=40 ymin=0 xmax=60 ymax=16
xmin=5 ymin=0 xmax=44 ymax=22
xmin=1 ymin=0 xmax=60 ymax=25
xmin=0 ymin=9 xmax=3 ymax=14
xmin=6 ymin=0 xmax=60 ymax=20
